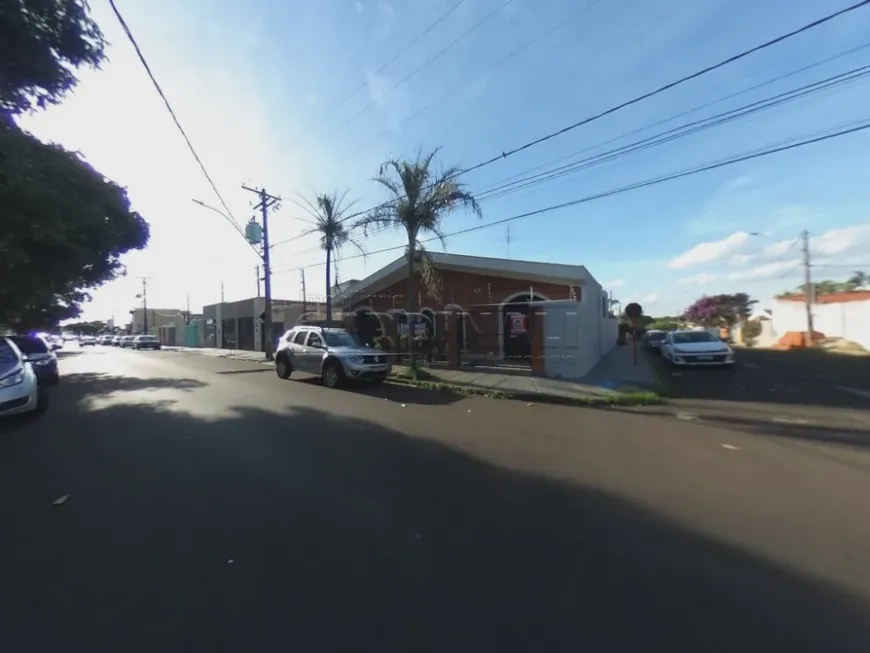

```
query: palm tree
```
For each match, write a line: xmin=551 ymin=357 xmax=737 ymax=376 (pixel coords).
xmin=294 ymin=191 xmax=364 ymax=323
xmin=355 ymin=148 xmax=481 ymax=365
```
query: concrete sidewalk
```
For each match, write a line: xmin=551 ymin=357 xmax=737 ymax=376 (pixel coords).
xmin=165 ymin=344 xmax=662 ymax=404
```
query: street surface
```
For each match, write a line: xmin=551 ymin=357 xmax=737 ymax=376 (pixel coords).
xmin=2 ymin=344 xmax=870 ymax=652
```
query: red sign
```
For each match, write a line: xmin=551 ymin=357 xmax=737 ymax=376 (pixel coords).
xmin=510 ymin=314 xmax=526 ymax=334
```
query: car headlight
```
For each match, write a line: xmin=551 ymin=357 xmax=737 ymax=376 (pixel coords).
xmin=347 ymin=355 xmax=364 ymax=365
xmin=0 ymin=369 xmax=25 ymax=388
xmin=32 ymin=358 xmax=52 ymax=366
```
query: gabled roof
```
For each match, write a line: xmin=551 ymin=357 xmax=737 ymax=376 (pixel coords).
xmin=333 ymin=251 xmax=598 ymax=305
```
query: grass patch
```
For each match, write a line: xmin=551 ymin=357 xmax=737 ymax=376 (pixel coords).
xmin=385 ymin=376 xmax=663 ymax=407
xmin=392 ymin=366 xmax=436 ymax=382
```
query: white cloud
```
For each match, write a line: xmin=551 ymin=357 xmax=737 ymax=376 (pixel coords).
xmin=667 ymin=232 xmax=750 ymax=269
xmin=639 ymin=292 xmax=659 ymax=305
xmin=728 ymin=254 xmax=752 ymax=267
xmin=603 ymin=279 xmax=624 ymax=288
xmin=678 ymin=272 xmax=718 ymax=285
xmin=728 ymin=260 xmax=800 ymax=281
xmin=812 ymin=224 xmax=870 ymax=257
xmin=762 ymin=238 xmax=798 ymax=258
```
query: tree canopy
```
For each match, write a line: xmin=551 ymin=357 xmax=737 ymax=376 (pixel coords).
xmin=0 ymin=0 xmax=106 ymax=115
xmin=683 ymin=293 xmax=757 ymax=327
xmin=0 ymin=120 xmax=150 ymax=328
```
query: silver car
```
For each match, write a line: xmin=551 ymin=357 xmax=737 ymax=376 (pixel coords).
xmin=0 ymin=338 xmax=48 ymax=419
xmin=275 ymin=326 xmax=391 ymax=388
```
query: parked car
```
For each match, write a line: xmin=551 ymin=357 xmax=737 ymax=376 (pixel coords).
xmin=0 ymin=338 xmax=48 ymax=419
xmin=133 ymin=335 xmax=162 ymax=350
xmin=80 ymin=335 xmax=96 ymax=346
xmin=643 ymin=330 xmax=667 ymax=354
xmin=661 ymin=330 xmax=734 ymax=367
xmin=47 ymin=335 xmax=64 ymax=351
xmin=274 ymin=326 xmax=391 ymax=388
xmin=111 ymin=336 xmax=122 ymax=346
xmin=6 ymin=335 xmax=59 ymax=385
xmin=120 ymin=336 xmax=136 ymax=348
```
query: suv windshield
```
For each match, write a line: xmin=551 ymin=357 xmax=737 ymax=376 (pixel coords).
xmin=323 ymin=331 xmax=360 ymax=347
xmin=646 ymin=332 xmax=666 ymax=342
xmin=8 ymin=335 xmax=49 ymax=354
xmin=672 ymin=331 xmax=717 ymax=344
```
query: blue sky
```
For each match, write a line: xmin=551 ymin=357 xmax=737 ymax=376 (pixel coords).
xmin=19 ymin=0 xmax=870 ymax=321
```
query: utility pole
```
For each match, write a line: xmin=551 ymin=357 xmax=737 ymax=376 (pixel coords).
xmin=506 ymin=225 xmax=511 ymax=258
xmin=300 ymin=268 xmax=307 ymax=314
xmin=242 ymin=184 xmax=280 ymax=361
xmin=801 ymin=229 xmax=814 ymax=348
xmin=220 ymin=281 xmax=225 ymax=303
xmin=136 ymin=276 xmax=151 ymax=334
xmin=256 ymin=265 xmax=261 ymax=297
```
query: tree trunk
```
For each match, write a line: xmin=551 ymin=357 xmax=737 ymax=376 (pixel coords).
xmin=325 ymin=246 xmax=332 ymax=324
xmin=406 ymin=240 xmax=416 ymax=368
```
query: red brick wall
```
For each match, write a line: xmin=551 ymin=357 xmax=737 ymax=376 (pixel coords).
xmin=348 ymin=269 xmax=578 ymax=357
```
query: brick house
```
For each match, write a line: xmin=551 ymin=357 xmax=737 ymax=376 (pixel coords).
xmin=334 ymin=252 xmax=611 ymax=368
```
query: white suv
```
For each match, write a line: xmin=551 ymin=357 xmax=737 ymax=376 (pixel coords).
xmin=275 ymin=326 xmax=391 ymax=388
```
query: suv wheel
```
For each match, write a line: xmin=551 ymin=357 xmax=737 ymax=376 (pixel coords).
xmin=322 ymin=361 xmax=344 ymax=389
xmin=276 ymin=357 xmax=291 ymax=379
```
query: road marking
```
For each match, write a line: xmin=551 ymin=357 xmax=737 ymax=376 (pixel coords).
xmin=675 ymin=412 xmax=697 ymax=421
xmin=743 ymin=362 xmax=760 ymax=370
xmin=721 ymin=444 xmax=740 ymax=451
xmin=837 ymin=386 xmax=870 ymax=399
xmin=771 ymin=416 xmax=810 ymax=425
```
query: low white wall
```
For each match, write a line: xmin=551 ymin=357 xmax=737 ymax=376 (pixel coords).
xmin=772 ymin=298 xmax=870 ymax=350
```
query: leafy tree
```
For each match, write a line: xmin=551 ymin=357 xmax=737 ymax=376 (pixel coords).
xmin=60 ymin=320 xmax=107 ymax=334
xmin=1 ymin=0 xmax=106 ymax=115
xmin=356 ymin=148 xmax=481 ymax=366
xmin=0 ymin=121 xmax=150 ymax=329
xmin=683 ymin=293 xmax=757 ymax=327
xmin=741 ymin=319 xmax=762 ymax=346
xmin=294 ymin=191 xmax=365 ymax=323
xmin=846 ymin=271 xmax=868 ymax=290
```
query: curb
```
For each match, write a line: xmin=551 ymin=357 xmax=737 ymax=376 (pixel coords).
xmin=385 ymin=377 xmax=664 ymax=408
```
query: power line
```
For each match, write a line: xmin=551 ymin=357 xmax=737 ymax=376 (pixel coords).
xmin=325 ymin=0 xmax=518 ymax=137
xmin=276 ymin=57 xmax=870 ymax=255
xmin=473 ymin=39 xmax=870 ymax=196
xmin=355 ymin=0 xmax=603 ymax=150
xmin=316 ymin=1 xmax=870 ymax=229
xmin=272 ymin=119 xmax=870 ymax=275
xmin=475 ymin=63 xmax=870 ymax=202
xmin=310 ymin=0 xmax=468 ymax=128
xmin=107 ymin=0 xmax=245 ymax=239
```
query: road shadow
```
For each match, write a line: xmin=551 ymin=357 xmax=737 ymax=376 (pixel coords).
xmin=700 ymin=414 xmax=870 ymax=450
xmin=277 ymin=373 xmax=466 ymax=407
xmin=650 ymin=347 xmax=870 ymax=411
xmin=1 ymin=399 xmax=869 ymax=652
xmin=216 ymin=368 xmax=274 ymax=376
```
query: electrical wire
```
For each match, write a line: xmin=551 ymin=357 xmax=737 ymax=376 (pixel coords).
xmin=325 ymin=0 xmax=518 ymax=136
xmin=473 ymin=40 xmax=870 ymax=196
xmin=474 ymin=64 xmax=870 ymax=202
xmin=355 ymin=0 xmax=604 ymax=150
xmin=271 ymin=119 xmax=870 ymax=274
xmin=107 ymin=0 xmax=248 ymax=242
xmin=308 ymin=0 xmax=468 ymax=129
xmin=312 ymin=0 xmax=870 ymax=230
xmin=275 ymin=57 xmax=870 ymax=253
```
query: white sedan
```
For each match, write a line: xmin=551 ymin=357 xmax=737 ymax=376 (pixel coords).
xmin=0 ymin=337 xmax=48 ymax=419
xmin=661 ymin=330 xmax=734 ymax=367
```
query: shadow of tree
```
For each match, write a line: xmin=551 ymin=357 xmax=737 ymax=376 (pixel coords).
xmin=1 ymin=399 xmax=869 ymax=651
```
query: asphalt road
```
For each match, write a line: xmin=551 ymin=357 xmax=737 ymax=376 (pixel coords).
xmin=3 ymin=345 xmax=870 ymax=652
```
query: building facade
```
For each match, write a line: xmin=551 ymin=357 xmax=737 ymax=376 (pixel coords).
xmin=772 ymin=291 xmax=870 ymax=350
xmin=201 ymin=297 xmax=328 ymax=351
xmin=334 ymin=252 xmax=616 ymax=376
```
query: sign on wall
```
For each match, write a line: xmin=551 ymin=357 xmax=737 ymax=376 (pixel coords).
xmin=510 ymin=314 xmax=527 ymax=334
